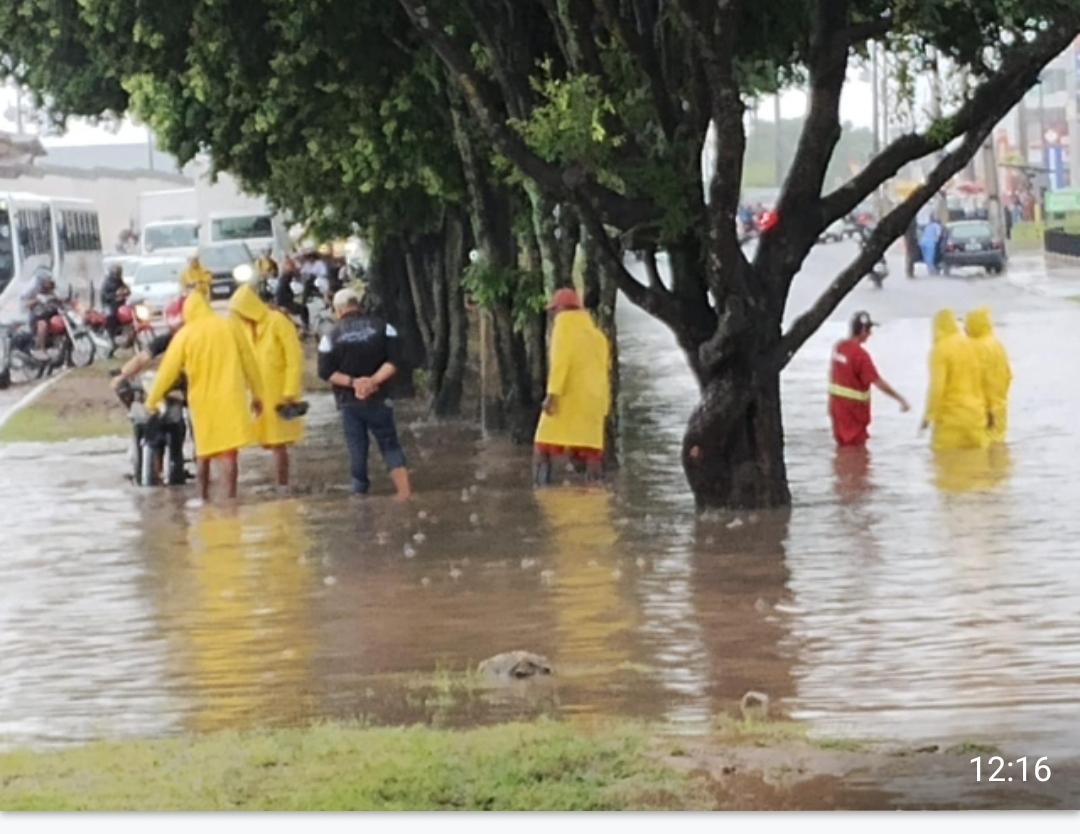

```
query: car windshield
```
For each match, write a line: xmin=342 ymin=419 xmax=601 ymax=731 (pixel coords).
xmin=144 ymin=224 xmax=199 ymax=251
xmin=135 ymin=263 xmax=184 ymax=285
xmin=949 ymin=222 xmax=991 ymax=241
xmin=199 ymin=244 xmax=250 ymax=271
xmin=210 ymin=215 xmax=272 ymax=242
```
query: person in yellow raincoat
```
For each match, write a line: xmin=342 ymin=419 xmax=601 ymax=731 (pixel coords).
xmin=229 ymin=284 xmax=305 ymax=487
xmin=920 ymin=308 xmax=991 ymax=451
xmin=964 ymin=306 xmax=1012 ymax=444
xmin=147 ymin=292 xmax=265 ymax=502
xmin=179 ymin=255 xmax=213 ymax=299
xmin=534 ymin=288 xmax=611 ymax=485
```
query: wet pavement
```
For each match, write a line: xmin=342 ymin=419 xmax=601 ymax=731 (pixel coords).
xmin=2 ymin=241 xmax=1079 ymax=782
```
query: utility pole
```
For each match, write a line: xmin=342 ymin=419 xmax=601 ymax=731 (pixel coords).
xmin=982 ymin=135 xmax=1004 ymax=244
xmin=15 ymin=83 xmax=24 ymax=135
xmin=773 ymin=92 xmax=783 ymax=187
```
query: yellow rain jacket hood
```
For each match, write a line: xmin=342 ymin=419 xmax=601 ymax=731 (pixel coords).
xmin=535 ymin=309 xmax=611 ymax=451
xmin=964 ymin=307 xmax=1012 ymax=443
xmin=147 ymin=291 xmax=265 ymax=458
xmin=229 ymin=284 xmax=305 ymax=446
xmin=924 ymin=308 xmax=990 ymax=451
xmin=180 ymin=263 xmax=213 ymax=299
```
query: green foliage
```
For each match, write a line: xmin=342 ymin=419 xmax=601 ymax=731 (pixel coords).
xmin=462 ymin=260 xmax=547 ymax=332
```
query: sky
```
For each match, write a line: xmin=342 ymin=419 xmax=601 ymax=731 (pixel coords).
xmin=1 ymin=76 xmax=879 ymax=150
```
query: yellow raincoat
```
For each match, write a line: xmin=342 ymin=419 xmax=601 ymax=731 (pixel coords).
xmin=964 ymin=307 xmax=1012 ymax=444
xmin=180 ymin=262 xmax=213 ymax=298
xmin=924 ymin=308 xmax=990 ymax=451
xmin=535 ymin=310 xmax=611 ymax=450
xmin=147 ymin=292 xmax=265 ymax=458
xmin=229 ymin=284 xmax=305 ymax=447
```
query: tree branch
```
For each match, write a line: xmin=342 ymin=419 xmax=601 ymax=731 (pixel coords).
xmin=844 ymin=16 xmax=891 ymax=45
xmin=772 ymin=121 xmax=1001 ymax=370
xmin=397 ymin=0 xmax=658 ymax=230
xmin=642 ymin=243 xmax=666 ymax=292
xmin=595 ymin=0 xmax=680 ymax=143
xmin=575 ymin=196 xmax=682 ymax=332
xmin=821 ymin=22 xmax=1080 ymax=227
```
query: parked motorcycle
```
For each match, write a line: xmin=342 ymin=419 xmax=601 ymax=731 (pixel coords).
xmin=112 ymin=370 xmax=188 ymax=487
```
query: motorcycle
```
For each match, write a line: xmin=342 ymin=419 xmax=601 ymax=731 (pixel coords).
xmin=0 ymin=300 xmax=96 ymax=385
xmin=83 ymin=300 xmax=155 ymax=358
xmin=112 ymin=370 xmax=189 ymax=487
xmin=856 ymin=225 xmax=889 ymax=289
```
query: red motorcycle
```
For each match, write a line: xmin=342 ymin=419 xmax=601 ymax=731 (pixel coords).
xmin=84 ymin=300 xmax=155 ymax=358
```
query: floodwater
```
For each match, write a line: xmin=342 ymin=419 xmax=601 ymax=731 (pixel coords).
xmin=2 ymin=245 xmax=1080 ymax=770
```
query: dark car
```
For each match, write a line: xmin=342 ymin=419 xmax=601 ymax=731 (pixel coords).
xmin=941 ymin=220 xmax=1006 ymax=275
xmin=199 ymin=242 xmax=253 ymax=299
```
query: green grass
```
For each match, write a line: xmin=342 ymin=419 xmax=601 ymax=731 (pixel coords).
xmin=0 ymin=720 xmax=715 ymax=811
xmin=0 ymin=403 xmax=126 ymax=443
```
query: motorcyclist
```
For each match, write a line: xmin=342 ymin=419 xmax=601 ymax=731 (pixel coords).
xmin=274 ymin=256 xmax=310 ymax=334
xmin=100 ymin=264 xmax=131 ymax=341
xmin=21 ymin=266 xmax=60 ymax=354
xmin=111 ymin=295 xmax=190 ymax=484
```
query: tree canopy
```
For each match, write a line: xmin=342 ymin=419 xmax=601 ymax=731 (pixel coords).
xmin=3 ymin=0 xmax=1078 ymax=507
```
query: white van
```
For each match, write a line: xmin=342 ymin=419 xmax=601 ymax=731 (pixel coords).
xmin=206 ymin=210 xmax=291 ymax=261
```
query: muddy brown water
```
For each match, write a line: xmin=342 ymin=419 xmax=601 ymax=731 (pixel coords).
xmin=2 ymin=248 xmax=1079 ymax=781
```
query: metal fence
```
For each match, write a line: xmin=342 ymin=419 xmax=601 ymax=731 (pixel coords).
xmin=1044 ymin=229 xmax=1080 ymax=258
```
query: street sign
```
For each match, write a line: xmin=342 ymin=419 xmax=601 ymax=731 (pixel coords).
xmin=1044 ymin=188 xmax=1080 ymax=213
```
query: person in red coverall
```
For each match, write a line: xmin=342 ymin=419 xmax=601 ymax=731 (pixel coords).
xmin=829 ymin=311 xmax=911 ymax=446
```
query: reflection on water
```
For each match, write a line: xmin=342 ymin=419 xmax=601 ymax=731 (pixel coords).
xmin=1 ymin=297 xmax=1079 ymax=761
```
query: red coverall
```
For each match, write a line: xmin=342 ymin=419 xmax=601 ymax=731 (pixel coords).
xmin=829 ymin=338 xmax=880 ymax=447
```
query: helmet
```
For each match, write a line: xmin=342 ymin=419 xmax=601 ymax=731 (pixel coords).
xmin=164 ymin=297 xmax=185 ymax=331
xmin=107 ymin=264 xmax=123 ymax=281
xmin=32 ymin=265 xmax=54 ymax=286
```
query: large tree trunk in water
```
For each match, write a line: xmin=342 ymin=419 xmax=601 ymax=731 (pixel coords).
xmin=682 ymin=368 xmax=790 ymax=511
xmin=434 ymin=210 xmax=468 ymax=417
xmin=582 ymin=224 xmax=620 ymax=469
xmin=368 ymin=237 xmax=423 ymax=398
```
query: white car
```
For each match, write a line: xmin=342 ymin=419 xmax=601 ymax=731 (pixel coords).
xmin=128 ymin=257 xmax=187 ymax=318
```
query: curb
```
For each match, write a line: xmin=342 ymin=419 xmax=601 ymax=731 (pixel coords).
xmin=0 ymin=369 xmax=72 ymax=434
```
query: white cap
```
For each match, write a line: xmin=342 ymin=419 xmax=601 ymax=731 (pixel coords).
xmin=233 ymin=263 xmax=255 ymax=284
xmin=333 ymin=287 xmax=362 ymax=311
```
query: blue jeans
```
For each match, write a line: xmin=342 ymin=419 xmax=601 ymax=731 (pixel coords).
xmin=340 ymin=399 xmax=407 ymax=494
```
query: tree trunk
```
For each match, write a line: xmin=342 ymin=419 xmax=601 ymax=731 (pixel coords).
xmin=404 ymin=235 xmax=439 ymax=359
xmin=527 ymin=183 xmax=571 ymax=293
xmin=434 ymin=209 xmax=468 ymax=417
xmin=368 ymin=237 xmax=423 ymax=398
xmin=582 ymin=224 xmax=620 ymax=469
xmin=682 ymin=367 xmax=790 ymax=511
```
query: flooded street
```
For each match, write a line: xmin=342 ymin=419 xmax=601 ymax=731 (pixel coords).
xmin=2 ymin=241 xmax=1079 ymax=770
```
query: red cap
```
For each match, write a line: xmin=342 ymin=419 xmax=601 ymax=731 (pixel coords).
xmin=546 ymin=288 xmax=582 ymax=311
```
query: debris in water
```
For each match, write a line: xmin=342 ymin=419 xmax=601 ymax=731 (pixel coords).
xmin=403 ymin=545 xmax=417 ymax=559
xmin=324 ymin=576 xmax=337 ymax=587
xmin=521 ymin=558 xmax=537 ymax=570
xmin=421 ymin=577 xmax=431 ymax=587
xmin=449 ymin=567 xmax=463 ymax=581
xmin=469 ymin=513 xmax=481 ymax=526
xmin=413 ymin=532 xmax=427 ymax=544
xmin=726 ymin=517 xmax=744 ymax=529
xmin=540 ymin=569 xmax=555 ymax=584
xmin=478 ymin=650 xmax=553 ymax=680
xmin=635 ymin=557 xmax=646 ymax=569
xmin=740 ymin=690 xmax=769 ymax=720
xmin=418 ymin=510 xmax=429 ymax=521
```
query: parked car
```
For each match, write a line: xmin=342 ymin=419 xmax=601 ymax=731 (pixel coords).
xmin=129 ymin=257 xmax=187 ymax=318
xmin=941 ymin=220 xmax=1006 ymax=275
xmin=199 ymin=242 xmax=253 ymax=300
